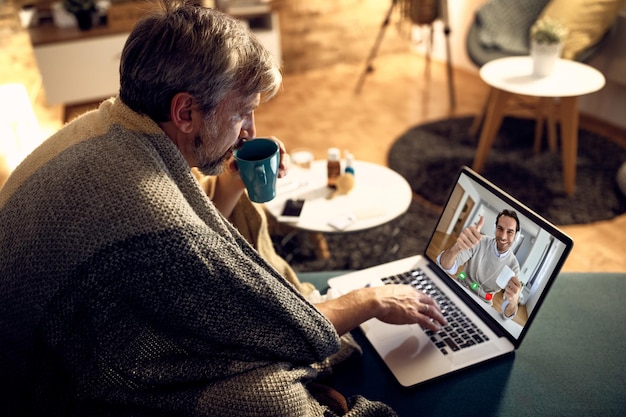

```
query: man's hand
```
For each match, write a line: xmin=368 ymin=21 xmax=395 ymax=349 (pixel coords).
xmin=274 ymin=137 xmax=290 ymax=178
xmin=372 ymin=285 xmax=448 ymax=332
xmin=456 ymin=215 xmax=485 ymax=251
xmin=439 ymin=216 xmax=484 ymax=270
xmin=315 ymin=284 xmax=448 ymax=336
xmin=504 ymin=276 xmax=522 ymax=304
xmin=503 ymin=276 xmax=522 ymax=317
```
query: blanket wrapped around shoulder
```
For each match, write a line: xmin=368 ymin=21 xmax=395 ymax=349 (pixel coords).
xmin=195 ymin=173 xmax=316 ymax=296
xmin=0 ymin=97 xmax=396 ymax=416
xmin=195 ymin=173 xmax=368 ymax=381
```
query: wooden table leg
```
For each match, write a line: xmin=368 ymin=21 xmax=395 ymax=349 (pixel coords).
xmin=469 ymin=89 xmax=492 ymax=137
xmin=472 ymin=88 xmax=509 ymax=173
xmin=309 ymin=232 xmax=330 ymax=260
xmin=533 ymin=98 xmax=558 ymax=155
xmin=546 ymin=98 xmax=558 ymax=152
xmin=533 ymin=98 xmax=547 ymax=154
xmin=559 ymin=96 xmax=579 ymax=196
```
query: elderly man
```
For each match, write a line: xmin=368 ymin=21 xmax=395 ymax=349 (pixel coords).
xmin=0 ymin=1 xmax=445 ymax=415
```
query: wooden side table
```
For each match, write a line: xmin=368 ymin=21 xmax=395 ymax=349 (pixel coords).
xmin=473 ymin=56 xmax=605 ymax=195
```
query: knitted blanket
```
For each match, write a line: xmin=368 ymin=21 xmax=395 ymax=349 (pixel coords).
xmin=195 ymin=173 xmax=316 ymax=296
xmin=0 ymin=98 xmax=396 ymax=416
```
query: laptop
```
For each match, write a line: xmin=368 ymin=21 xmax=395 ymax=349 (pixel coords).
xmin=328 ymin=166 xmax=573 ymax=387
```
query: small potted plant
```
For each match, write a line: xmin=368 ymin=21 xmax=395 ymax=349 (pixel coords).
xmin=63 ymin=0 xmax=97 ymax=31
xmin=529 ymin=17 xmax=568 ymax=77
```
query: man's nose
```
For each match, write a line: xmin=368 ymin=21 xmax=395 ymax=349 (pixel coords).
xmin=240 ymin=115 xmax=256 ymax=139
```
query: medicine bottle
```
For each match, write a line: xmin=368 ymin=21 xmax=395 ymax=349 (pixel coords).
xmin=344 ymin=151 xmax=355 ymax=176
xmin=327 ymin=147 xmax=341 ymax=189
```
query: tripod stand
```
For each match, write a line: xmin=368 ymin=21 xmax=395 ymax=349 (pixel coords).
xmin=354 ymin=0 xmax=456 ymax=109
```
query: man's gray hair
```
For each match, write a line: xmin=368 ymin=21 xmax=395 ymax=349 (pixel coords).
xmin=119 ymin=0 xmax=282 ymax=122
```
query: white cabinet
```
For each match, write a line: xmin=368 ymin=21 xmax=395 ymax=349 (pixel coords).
xmin=33 ymin=32 xmax=127 ymax=105
xmin=234 ymin=10 xmax=282 ymax=64
xmin=29 ymin=10 xmax=281 ymax=106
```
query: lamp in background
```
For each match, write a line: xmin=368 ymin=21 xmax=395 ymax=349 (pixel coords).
xmin=354 ymin=0 xmax=455 ymax=108
xmin=0 ymin=83 xmax=46 ymax=188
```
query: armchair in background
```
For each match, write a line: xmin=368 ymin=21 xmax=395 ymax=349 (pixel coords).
xmin=466 ymin=0 xmax=623 ymax=139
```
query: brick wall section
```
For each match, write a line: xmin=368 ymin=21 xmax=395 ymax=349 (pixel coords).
xmin=272 ymin=0 xmax=414 ymax=73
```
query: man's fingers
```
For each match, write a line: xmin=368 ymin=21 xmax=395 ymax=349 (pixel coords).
xmin=458 ymin=224 xmax=482 ymax=249
xmin=419 ymin=299 xmax=447 ymax=331
xmin=506 ymin=277 xmax=521 ymax=292
xmin=457 ymin=233 xmax=473 ymax=249
xmin=475 ymin=215 xmax=485 ymax=231
xmin=469 ymin=225 xmax=482 ymax=240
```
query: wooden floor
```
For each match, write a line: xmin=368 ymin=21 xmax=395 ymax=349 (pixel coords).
xmin=19 ymin=50 xmax=626 ymax=274
xmin=252 ymin=53 xmax=626 ymax=274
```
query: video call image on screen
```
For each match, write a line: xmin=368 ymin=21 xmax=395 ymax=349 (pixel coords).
xmin=425 ymin=172 xmax=570 ymax=339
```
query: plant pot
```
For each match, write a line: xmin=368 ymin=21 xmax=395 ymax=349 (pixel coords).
xmin=530 ymin=40 xmax=562 ymax=77
xmin=74 ymin=10 xmax=94 ymax=31
xmin=52 ymin=2 xmax=76 ymax=28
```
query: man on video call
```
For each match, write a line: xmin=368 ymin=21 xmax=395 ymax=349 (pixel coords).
xmin=437 ymin=209 xmax=523 ymax=319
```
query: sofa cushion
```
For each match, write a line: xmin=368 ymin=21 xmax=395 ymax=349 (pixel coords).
xmin=476 ymin=0 xmax=551 ymax=54
xmin=538 ymin=0 xmax=625 ymax=59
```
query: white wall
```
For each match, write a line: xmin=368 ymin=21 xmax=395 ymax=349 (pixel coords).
xmin=410 ymin=0 xmax=485 ymax=74
xmin=578 ymin=7 xmax=626 ymax=129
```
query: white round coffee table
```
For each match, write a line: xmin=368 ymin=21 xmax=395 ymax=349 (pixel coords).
xmin=266 ymin=160 xmax=412 ymax=233
xmin=265 ymin=160 xmax=412 ymax=259
xmin=473 ymin=56 xmax=605 ymax=195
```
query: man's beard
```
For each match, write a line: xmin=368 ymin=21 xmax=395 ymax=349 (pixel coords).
xmin=194 ymin=134 xmax=229 ymax=176
xmin=193 ymin=114 xmax=233 ymax=176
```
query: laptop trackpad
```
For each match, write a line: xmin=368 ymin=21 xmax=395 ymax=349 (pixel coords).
xmin=362 ymin=320 xmax=437 ymax=359
xmin=362 ymin=321 xmax=452 ymax=386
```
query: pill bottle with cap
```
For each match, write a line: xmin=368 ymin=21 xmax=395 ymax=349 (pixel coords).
xmin=344 ymin=151 xmax=355 ymax=176
xmin=327 ymin=147 xmax=341 ymax=189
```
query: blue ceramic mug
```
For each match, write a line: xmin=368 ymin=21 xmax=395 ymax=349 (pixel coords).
xmin=234 ymin=138 xmax=280 ymax=203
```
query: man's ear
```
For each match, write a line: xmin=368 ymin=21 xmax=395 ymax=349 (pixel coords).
xmin=170 ymin=92 xmax=196 ymax=134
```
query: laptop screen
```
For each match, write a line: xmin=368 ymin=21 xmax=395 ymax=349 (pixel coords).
xmin=425 ymin=167 xmax=573 ymax=344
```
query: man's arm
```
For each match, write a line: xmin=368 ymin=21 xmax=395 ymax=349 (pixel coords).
xmin=315 ymin=285 xmax=448 ymax=336
xmin=439 ymin=244 xmax=464 ymax=270
xmin=211 ymin=167 xmax=246 ymax=218
xmin=439 ymin=216 xmax=485 ymax=269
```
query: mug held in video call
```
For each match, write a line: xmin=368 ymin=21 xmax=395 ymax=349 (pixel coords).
xmin=234 ymin=138 xmax=280 ymax=203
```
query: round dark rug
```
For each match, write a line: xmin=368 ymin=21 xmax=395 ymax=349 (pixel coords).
xmin=388 ymin=116 xmax=626 ymax=225
xmin=272 ymin=198 xmax=441 ymax=273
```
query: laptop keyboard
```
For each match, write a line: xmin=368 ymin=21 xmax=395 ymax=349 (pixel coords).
xmin=381 ymin=269 xmax=490 ymax=356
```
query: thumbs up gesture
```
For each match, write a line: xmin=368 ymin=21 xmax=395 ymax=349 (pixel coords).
xmin=456 ymin=216 xmax=484 ymax=251
xmin=438 ymin=216 xmax=485 ymax=271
